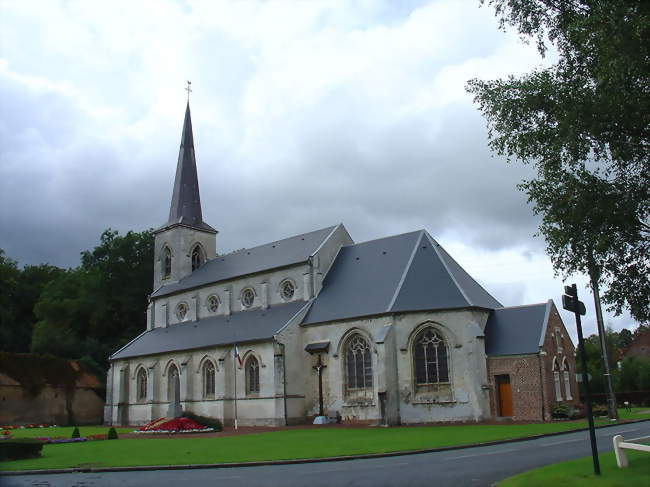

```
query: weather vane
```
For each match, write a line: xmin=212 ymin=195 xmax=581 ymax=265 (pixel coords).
xmin=185 ymin=80 xmax=192 ymax=102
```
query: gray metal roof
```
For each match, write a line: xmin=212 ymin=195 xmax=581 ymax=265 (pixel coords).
xmin=156 ymin=102 xmax=216 ymax=234
xmin=484 ymin=301 xmax=552 ymax=356
xmin=302 ymin=230 xmax=502 ymax=325
xmin=110 ymin=301 xmax=308 ymax=361
xmin=152 ymin=225 xmax=338 ymax=298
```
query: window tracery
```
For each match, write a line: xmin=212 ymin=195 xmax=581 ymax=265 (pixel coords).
xmin=207 ymin=295 xmax=219 ymax=313
xmin=241 ymin=288 xmax=255 ymax=309
xmin=413 ymin=328 xmax=449 ymax=385
xmin=280 ymin=280 xmax=295 ymax=301
xmin=176 ymin=302 xmax=189 ymax=321
xmin=345 ymin=335 xmax=372 ymax=390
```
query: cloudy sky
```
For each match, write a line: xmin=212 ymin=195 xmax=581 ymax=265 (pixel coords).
xmin=0 ymin=0 xmax=639 ymax=338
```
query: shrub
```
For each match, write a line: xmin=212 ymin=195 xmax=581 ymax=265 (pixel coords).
xmin=569 ymin=403 xmax=586 ymax=419
xmin=182 ymin=412 xmax=223 ymax=431
xmin=71 ymin=427 xmax=80 ymax=438
xmin=552 ymin=404 xmax=570 ymax=419
xmin=107 ymin=427 xmax=118 ymax=440
xmin=591 ymin=404 xmax=609 ymax=416
xmin=0 ymin=439 xmax=44 ymax=461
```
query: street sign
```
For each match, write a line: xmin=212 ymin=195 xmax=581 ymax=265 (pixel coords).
xmin=562 ymin=294 xmax=586 ymax=315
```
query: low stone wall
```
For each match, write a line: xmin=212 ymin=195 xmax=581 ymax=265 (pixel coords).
xmin=0 ymin=384 xmax=105 ymax=426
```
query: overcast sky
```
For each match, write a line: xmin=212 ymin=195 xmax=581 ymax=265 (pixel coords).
xmin=0 ymin=0 xmax=640 ymax=338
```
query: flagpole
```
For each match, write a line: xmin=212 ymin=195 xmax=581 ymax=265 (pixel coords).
xmin=233 ymin=344 xmax=238 ymax=430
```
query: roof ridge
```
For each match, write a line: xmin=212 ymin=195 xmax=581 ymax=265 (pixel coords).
xmin=387 ymin=231 xmax=424 ymax=312
xmin=426 ymin=232 xmax=502 ymax=308
xmin=496 ymin=301 xmax=549 ymax=310
xmin=346 ymin=229 xmax=425 ymax=248
xmin=426 ymin=232 xmax=473 ymax=306
xmin=222 ymin=225 xmax=338 ymax=256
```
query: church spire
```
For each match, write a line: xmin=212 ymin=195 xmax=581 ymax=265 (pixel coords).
xmin=163 ymin=102 xmax=216 ymax=233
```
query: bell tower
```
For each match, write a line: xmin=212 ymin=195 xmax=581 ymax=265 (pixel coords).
xmin=152 ymin=101 xmax=217 ymax=291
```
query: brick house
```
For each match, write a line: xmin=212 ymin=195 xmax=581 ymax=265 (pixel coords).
xmin=485 ymin=301 xmax=578 ymax=421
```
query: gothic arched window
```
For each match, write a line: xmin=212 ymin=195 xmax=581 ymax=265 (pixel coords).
xmin=167 ymin=364 xmax=179 ymax=402
xmin=203 ymin=360 xmax=215 ymax=398
xmin=191 ymin=244 xmax=204 ymax=271
xmin=163 ymin=247 xmax=172 ymax=278
xmin=345 ymin=335 xmax=372 ymax=390
xmin=562 ymin=360 xmax=572 ymax=400
xmin=136 ymin=367 xmax=147 ymax=402
xmin=246 ymin=356 xmax=260 ymax=394
xmin=553 ymin=359 xmax=562 ymax=401
xmin=413 ymin=328 xmax=449 ymax=385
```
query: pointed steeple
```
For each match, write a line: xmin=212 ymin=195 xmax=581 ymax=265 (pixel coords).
xmin=162 ymin=102 xmax=216 ymax=233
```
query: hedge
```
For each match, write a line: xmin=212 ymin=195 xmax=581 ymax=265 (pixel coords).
xmin=0 ymin=439 xmax=44 ymax=461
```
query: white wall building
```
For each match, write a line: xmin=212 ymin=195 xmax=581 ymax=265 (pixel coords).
xmin=105 ymin=103 xmax=575 ymax=427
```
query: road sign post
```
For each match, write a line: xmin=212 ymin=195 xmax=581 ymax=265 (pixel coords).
xmin=563 ymin=283 xmax=600 ymax=476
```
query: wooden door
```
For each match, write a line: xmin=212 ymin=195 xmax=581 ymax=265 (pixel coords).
xmin=497 ymin=375 xmax=513 ymax=417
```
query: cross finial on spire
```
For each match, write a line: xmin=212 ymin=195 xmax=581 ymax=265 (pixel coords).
xmin=185 ymin=80 xmax=192 ymax=102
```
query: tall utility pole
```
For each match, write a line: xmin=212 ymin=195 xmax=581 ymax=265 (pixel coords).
xmin=589 ymin=267 xmax=618 ymax=420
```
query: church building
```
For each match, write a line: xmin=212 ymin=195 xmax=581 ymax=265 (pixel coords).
xmin=105 ymin=103 xmax=578 ymax=427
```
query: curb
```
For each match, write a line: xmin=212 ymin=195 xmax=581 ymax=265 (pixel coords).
xmin=2 ymin=418 xmax=648 ymax=476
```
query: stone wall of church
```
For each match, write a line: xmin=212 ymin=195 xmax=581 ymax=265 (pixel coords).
xmin=151 ymin=263 xmax=310 ymax=329
xmin=153 ymin=226 xmax=217 ymax=290
xmin=298 ymin=308 xmax=492 ymax=425
xmin=105 ymin=340 xmax=289 ymax=427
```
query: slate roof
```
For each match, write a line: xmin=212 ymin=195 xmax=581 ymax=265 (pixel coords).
xmin=152 ymin=225 xmax=339 ymax=298
xmin=110 ymin=301 xmax=308 ymax=360
xmin=484 ymin=301 xmax=552 ymax=356
xmin=157 ymin=102 xmax=216 ymax=234
xmin=301 ymin=230 xmax=502 ymax=325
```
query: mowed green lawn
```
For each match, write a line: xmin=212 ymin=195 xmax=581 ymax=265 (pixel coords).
xmin=2 ymin=409 xmax=649 ymax=471
xmin=499 ymin=450 xmax=650 ymax=486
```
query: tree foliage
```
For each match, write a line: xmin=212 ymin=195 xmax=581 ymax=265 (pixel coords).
xmin=0 ymin=250 xmax=64 ymax=353
xmin=467 ymin=0 xmax=649 ymax=323
xmin=31 ymin=229 xmax=153 ymax=372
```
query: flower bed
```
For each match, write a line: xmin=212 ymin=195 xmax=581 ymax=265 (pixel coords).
xmin=34 ymin=437 xmax=88 ymax=444
xmin=134 ymin=417 xmax=214 ymax=434
xmin=1 ymin=424 xmax=52 ymax=430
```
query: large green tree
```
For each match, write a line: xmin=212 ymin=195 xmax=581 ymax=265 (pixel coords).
xmin=467 ymin=0 xmax=649 ymax=323
xmin=31 ymin=229 xmax=153 ymax=372
xmin=0 ymin=250 xmax=64 ymax=352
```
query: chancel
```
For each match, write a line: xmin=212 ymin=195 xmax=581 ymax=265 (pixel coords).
xmin=105 ymin=98 xmax=579 ymax=427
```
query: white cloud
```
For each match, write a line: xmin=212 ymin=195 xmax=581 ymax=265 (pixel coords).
xmin=0 ymin=0 xmax=641 ymax=335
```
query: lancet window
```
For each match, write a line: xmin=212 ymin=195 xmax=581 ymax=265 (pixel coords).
xmin=136 ymin=367 xmax=147 ymax=402
xmin=203 ymin=360 xmax=215 ymax=398
xmin=246 ymin=356 xmax=260 ymax=394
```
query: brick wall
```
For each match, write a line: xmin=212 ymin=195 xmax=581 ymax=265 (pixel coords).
xmin=540 ymin=303 xmax=578 ymax=418
xmin=487 ymin=302 xmax=579 ymax=421
xmin=487 ymin=355 xmax=544 ymax=421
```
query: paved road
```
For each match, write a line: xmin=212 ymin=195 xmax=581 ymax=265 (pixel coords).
xmin=2 ymin=421 xmax=648 ymax=487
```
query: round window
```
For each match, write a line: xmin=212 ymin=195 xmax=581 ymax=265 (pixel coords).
xmin=207 ymin=295 xmax=219 ymax=313
xmin=176 ymin=302 xmax=189 ymax=321
xmin=280 ymin=280 xmax=295 ymax=301
xmin=241 ymin=288 xmax=255 ymax=308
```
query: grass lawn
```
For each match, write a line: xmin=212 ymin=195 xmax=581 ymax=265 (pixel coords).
xmin=2 ymin=408 xmax=649 ymax=471
xmin=499 ymin=450 xmax=650 ymax=486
